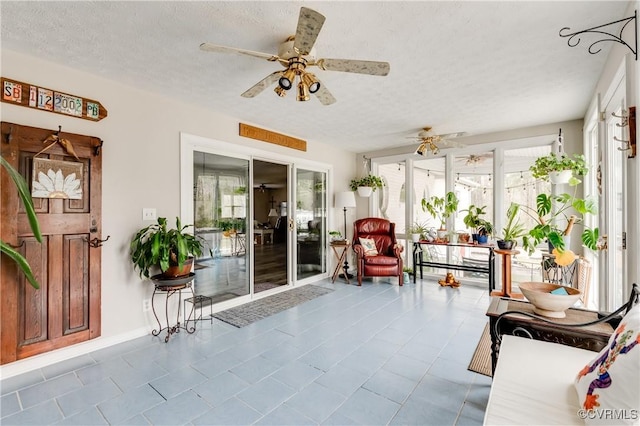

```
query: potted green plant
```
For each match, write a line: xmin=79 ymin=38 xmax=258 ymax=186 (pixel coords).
xmin=476 ymin=219 xmax=493 ymax=244
xmin=130 ymin=216 xmax=208 ymax=279
xmin=349 ymin=174 xmax=385 ymax=197
xmin=408 ymin=221 xmax=431 ymax=242
xmin=461 ymin=204 xmax=488 ymax=242
xmin=497 ymin=202 xmax=526 ymax=250
xmin=529 ymin=152 xmax=587 ymax=185
xmin=329 ymin=230 xmax=343 ymax=242
xmin=422 ymin=191 xmax=459 ymax=239
xmin=519 ymin=192 xmax=599 ymax=257
xmin=402 ymin=266 xmax=413 ymax=282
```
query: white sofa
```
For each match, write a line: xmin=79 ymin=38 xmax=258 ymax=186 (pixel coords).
xmin=484 ymin=335 xmax=596 ymax=425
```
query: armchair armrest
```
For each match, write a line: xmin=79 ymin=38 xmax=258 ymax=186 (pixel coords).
xmin=353 ymin=244 xmax=365 ymax=257
xmin=393 ymin=243 xmax=404 ymax=258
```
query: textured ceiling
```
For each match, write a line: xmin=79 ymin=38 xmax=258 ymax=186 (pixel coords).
xmin=0 ymin=1 xmax=631 ymax=152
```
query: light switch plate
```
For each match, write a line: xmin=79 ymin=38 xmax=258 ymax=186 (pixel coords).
xmin=142 ymin=208 xmax=156 ymax=221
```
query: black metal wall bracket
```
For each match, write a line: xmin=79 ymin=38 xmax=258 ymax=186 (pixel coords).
xmin=559 ymin=9 xmax=637 ymax=60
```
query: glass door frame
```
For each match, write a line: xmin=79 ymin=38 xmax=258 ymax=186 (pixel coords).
xmin=180 ymin=132 xmax=332 ymax=306
xmin=600 ymin=59 xmax=629 ymax=311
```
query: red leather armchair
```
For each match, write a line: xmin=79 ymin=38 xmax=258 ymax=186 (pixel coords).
xmin=352 ymin=218 xmax=404 ymax=286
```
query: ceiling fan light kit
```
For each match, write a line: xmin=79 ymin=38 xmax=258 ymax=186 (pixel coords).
xmin=200 ymin=7 xmax=390 ymax=105
xmin=412 ymin=127 xmax=467 ymax=156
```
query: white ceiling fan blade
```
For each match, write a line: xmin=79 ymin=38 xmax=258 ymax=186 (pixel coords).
xmin=200 ymin=42 xmax=279 ymax=61
xmin=313 ymin=81 xmax=336 ymax=105
xmin=241 ymin=71 xmax=283 ymax=98
xmin=293 ymin=7 xmax=326 ymax=56
xmin=316 ymin=58 xmax=390 ymax=76
xmin=439 ymin=139 xmax=467 ymax=148
xmin=439 ymin=131 xmax=468 ymax=139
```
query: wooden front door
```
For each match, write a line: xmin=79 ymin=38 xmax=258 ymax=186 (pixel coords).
xmin=1 ymin=122 xmax=102 ymax=364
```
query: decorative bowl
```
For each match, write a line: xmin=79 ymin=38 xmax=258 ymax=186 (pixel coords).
xmin=519 ymin=282 xmax=582 ymax=318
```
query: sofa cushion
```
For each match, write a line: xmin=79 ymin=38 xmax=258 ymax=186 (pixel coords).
xmin=359 ymin=237 xmax=379 ymax=256
xmin=484 ymin=335 xmax=595 ymax=425
xmin=574 ymin=303 xmax=640 ymax=424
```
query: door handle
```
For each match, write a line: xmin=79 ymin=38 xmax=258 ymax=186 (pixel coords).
xmin=84 ymin=235 xmax=110 ymax=248
xmin=288 ymin=218 xmax=294 ymax=231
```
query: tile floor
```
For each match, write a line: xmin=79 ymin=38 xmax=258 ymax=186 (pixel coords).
xmin=0 ymin=278 xmax=493 ymax=425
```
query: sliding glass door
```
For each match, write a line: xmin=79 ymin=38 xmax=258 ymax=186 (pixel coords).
xmin=193 ymin=151 xmax=250 ymax=304
xmin=295 ymin=167 xmax=327 ymax=281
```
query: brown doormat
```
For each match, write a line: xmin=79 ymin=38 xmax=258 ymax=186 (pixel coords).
xmin=467 ymin=322 xmax=493 ymax=377
xmin=212 ymin=284 xmax=334 ymax=328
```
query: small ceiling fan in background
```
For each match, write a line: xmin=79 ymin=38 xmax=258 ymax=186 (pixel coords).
xmin=409 ymin=127 xmax=467 ymax=156
xmin=200 ymin=7 xmax=390 ymax=105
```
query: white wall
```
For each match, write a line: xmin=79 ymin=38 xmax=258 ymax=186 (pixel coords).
xmin=0 ymin=49 xmax=356 ymax=377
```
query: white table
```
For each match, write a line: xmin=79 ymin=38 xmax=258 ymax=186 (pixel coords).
xmin=254 ymin=228 xmax=274 ymax=244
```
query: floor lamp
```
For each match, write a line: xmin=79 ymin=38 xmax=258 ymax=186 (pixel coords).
xmin=335 ymin=191 xmax=356 ymax=278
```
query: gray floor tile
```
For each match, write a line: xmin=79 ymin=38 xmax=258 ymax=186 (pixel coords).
xmin=229 ymin=355 xmax=281 ymax=384
xmin=271 ymin=360 xmax=324 ymax=390
xmin=285 ymin=382 xmax=346 ymax=422
xmin=2 ymin=279 xmax=490 ymax=425
xmin=41 ymin=355 xmax=96 ymax=380
xmin=1 ymin=370 xmax=45 ymax=396
xmin=382 ymin=353 xmax=431 ymax=382
xmin=427 ymin=356 xmax=478 ymax=386
xmin=192 ymin=372 xmax=250 ymax=407
xmin=254 ymin=403 xmax=315 ymax=426
xmin=456 ymin=401 xmax=486 ymax=425
xmin=19 ymin=373 xmax=83 ymax=409
xmin=314 ymin=364 xmax=369 ymax=397
xmin=56 ymin=378 xmax=121 ymax=417
xmin=333 ymin=387 xmax=400 ymax=425
xmin=114 ymin=414 xmax=151 ymax=426
xmin=149 ymin=365 xmax=207 ymax=399
xmin=236 ymin=377 xmax=296 ymax=414
xmin=191 ymin=397 xmax=262 ymax=425
xmin=190 ymin=350 xmax=244 ymax=379
xmin=362 ymin=369 xmax=417 ymax=404
xmin=75 ymin=357 xmax=131 ymax=386
xmin=411 ymin=374 xmax=470 ymax=413
xmin=143 ymin=390 xmax=211 ymax=425
xmin=110 ymin=361 xmax=169 ymax=391
xmin=97 ymin=384 xmax=164 ymax=424
xmin=1 ymin=399 xmax=63 ymax=425
xmin=54 ymin=407 xmax=108 ymax=425
xmin=321 ymin=411 xmax=360 ymax=425
xmin=1 ymin=392 xmax=21 ymax=418
xmin=390 ymin=397 xmax=459 ymax=425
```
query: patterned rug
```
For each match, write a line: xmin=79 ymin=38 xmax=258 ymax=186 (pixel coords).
xmin=467 ymin=323 xmax=493 ymax=377
xmin=211 ymin=284 xmax=334 ymax=328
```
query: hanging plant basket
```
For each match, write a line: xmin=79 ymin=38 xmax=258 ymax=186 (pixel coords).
xmin=549 ymin=170 xmax=572 ymax=184
xmin=357 ymin=186 xmax=373 ymax=197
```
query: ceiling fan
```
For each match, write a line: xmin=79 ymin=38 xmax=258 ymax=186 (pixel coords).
xmin=458 ymin=153 xmax=493 ymax=166
xmin=199 ymin=7 xmax=390 ymax=105
xmin=410 ymin=127 xmax=467 ymax=156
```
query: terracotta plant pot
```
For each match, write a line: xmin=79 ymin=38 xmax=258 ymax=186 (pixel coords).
xmin=162 ymin=257 xmax=194 ymax=278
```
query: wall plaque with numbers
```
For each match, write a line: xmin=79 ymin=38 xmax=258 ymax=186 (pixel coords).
xmin=1 ymin=77 xmax=108 ymax=121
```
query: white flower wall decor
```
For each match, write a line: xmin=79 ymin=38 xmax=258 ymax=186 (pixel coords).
xmin=32 ymin=158 xmax=83 ymax=199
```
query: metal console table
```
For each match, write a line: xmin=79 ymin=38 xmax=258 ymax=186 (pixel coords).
xmin=150 ymin=273 xmax=197 ymax=342
xmin=412 ymin=241 xmax=495 ymax=291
